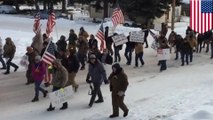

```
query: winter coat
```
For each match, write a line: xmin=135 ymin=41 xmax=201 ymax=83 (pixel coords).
xmin=108 ymin=68 xmax=128 ymax=93
xmin=126 ymin=36 xmax=135 ymax=50
xmin=88 ymin=38 xmax=98 ymax=49
xmin=180 ymin=40 xmax=191 ymax=53
xmin=168 ymin=32 xmax=176 ymax=46
xmin=56 ymin=39 xmax=67 ymax=52
xmin=52 ymin=63 xmax=68 ymax=88
xmin=79 ymin=31 xmax=89 ymax=40
xmin=67 ymin=54 xmax=80 ymax=73
xmin=88 ymin=60 xmax=107 ymax=85
xmin=31 ymin=61 xmax=45 ymax=81
xmin=174 ymin=35 xmax=183 ymax=51
xmin=68 ymin=33 xmax=78 ymax=45
xmin=77 ymin=39 xmax=89 ymax=55
xmin=188 ymin=38 xmax=197 ymax=49
xmin=135 ymin=43 xmax=143 ymax=54
xmin=3 ymin=39 xmax=16 ymax=58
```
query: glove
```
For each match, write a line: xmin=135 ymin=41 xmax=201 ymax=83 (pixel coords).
xmin=117 ymin=91 xmax=125 ymax=96
xmin=104 ymin=80 xmax=109 ymax=84
xmin=86 ymin=79 xmax=92 ymax=84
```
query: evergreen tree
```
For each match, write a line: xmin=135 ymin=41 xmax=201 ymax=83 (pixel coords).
xmin=119 ymin=0 xmax=182 ymax=26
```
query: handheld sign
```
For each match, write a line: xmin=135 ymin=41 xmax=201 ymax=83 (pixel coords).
xmin=49 ymin=86 xmax=73 ymax=106
xmin=112 ymin=34 xmax=128 ymax=46
xmin=130 ymin=30 xmax=144 ymax=43
xmin=157 ymin=48 xmax=170 ymax=60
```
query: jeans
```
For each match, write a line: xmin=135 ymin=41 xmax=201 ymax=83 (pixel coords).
xmin=34 ymin=80 xmax=46 ymax=98
xmin=135 ymin=52 xmax=144 ymax=67
xmin=124 ymin=48 xmax=133 ymax=64
xmin=6 ymin=57 xmax=18 ymax=72
xmin=0 ymin=55 xmax=6 ymax=68
xmin=89 ymin=84 xmax=103 ymax=106
xmin=181 ymin=52 xmax=189 ymax=65
xmin=159 ymin=60 xmax=167 ymax=71
xmin=114 ymin=48 xmax=121 ymax=62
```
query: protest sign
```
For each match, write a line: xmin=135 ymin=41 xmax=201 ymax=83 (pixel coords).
xmin=157 ymin=48 xmax=170 ymax=60
xmin=130 ymin=30 xmax=144 ymax=43
xmin=112 ymin=34 xmax=128 ymax=46
xmin=49 ymin=86 xmax=73 ymax=106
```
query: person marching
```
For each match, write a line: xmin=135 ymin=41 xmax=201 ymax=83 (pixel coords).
xmin=108 ymin=63 xmax=129 ymax=118
xmin=88 ymin=54 xmax=107 ymax=107
xmin=134 ymin=43 xmax=145 ymax=68
xmin=3 ymin=37 xmax=19 ymax=74
xmin=31 ymin=55 xmax=48 ymax=102
xmin=47 ymin=59 xmax=68 ymax=111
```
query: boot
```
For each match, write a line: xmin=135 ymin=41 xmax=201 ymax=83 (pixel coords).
xmin=43 ymin=90 xmax=48 ymax=98
xmin=60 ymin=103 xmax=68 ymax=110
xmin=109 ymin=114 xmax=119 ymax=118
xmin=123 ymin=110 xmax=129 ymax=117
xmin=95 ymin=99 xmax=104 ymax=103
xmin=14 ymin=66 xmax=19 ymax=72
xmin=31 ymin=97 xmax=39 ymax=102
xmin=4 ymin=71 xmax=10 ymax=75
xmin=47 ymin=105 xmax=55 ymax=111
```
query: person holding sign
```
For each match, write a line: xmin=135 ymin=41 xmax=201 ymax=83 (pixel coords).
xmin=134 ymin=43 xmax=145 ymax=68
xmin=125 ymin=34 xmax=135 ymax=65
xmin=158 ymin=40 xmax=169 ymax=72
xmin=47 ymin=59 xmax=68 ymax=111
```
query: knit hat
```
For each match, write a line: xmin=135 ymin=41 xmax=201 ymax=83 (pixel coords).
xmin=112 ymin=63 xmax=121 ymax=70
xmin=89 ymin=54 xmax=96 ymax=59
xmin=35 ymin=55 xmax=41 ymax=61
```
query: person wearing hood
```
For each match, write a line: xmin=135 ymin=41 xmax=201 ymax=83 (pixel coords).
xmin=88 ymin=54 xmax=107 ymax=107
xmin=31 ymin=55 xmax=48 ymax=102
xmin=3 ymin=37 xmax=19 ymax=74
xmin=108 ymin=63 xmax=129 ymax=118
xmin=47 ymin=59 xmax=68 ymax=111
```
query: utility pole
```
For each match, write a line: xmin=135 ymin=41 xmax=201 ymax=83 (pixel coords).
xmin=171 ymin=0 xmax=176 ymax=31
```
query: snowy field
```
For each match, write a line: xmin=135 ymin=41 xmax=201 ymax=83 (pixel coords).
xmin=0 ymin=12 xmax=213 ymax=120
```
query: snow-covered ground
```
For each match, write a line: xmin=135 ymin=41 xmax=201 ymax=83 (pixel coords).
xmin=0 ymin=12 xmax=213 ymax=120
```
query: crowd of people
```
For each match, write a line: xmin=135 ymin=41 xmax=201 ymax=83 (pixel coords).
xmin=0 ymin=23 xmax=213 ymax=118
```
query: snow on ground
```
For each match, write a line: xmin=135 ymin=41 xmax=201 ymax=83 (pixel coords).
xmin=0 ymin=13 xmax=213 ymax=120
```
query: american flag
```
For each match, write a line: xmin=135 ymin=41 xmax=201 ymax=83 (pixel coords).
xmin=42 ymin=41 xmax=56 ymax=65
xmin=46 ymin=11 xmax=56 ymax=37
xmin=111 ymin=5 xmax=124 ymax=27
xmin=96 ymin=22 xmax=105 ymax=51
xmin=190 ymin=0 xmax=213 ymax=33
xmin=149 ymin=30 xmax=158 ymax=40
xmin=33 ymin=12 xmax=40 ymax=34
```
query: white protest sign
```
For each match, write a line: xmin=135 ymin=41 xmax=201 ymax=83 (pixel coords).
xmin=151 ymin=40 xmax=159 ymax=50
xmin=157 ymin=48 xmax=170 ymax=60
xmin=130 ymin=30 xmax=144 ymax=43
xmin=49 ymin=86 xmax=73 ymax=106
xmin=154 ymin=23 xmax=162 ymax=31
xmin=112 ymin=34 xmax=128 ymax=46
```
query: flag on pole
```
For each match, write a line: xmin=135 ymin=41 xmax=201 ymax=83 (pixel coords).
xmin=42 ymin=41 xmax=56 ymax=65
xmin=111 ymin=5 xmax=124 ymax=27
xmin=96 ymin=22 xmax=105 ymax=51
xmin=46 ymin=11 xmax=56 ymax=37
xmin=33 ymin=12 xmax=40 ymax=34
xmin=149 ymin=30 xmax=158 ymax=40
xmin=190 ymin=0 xmax=213 ymax=33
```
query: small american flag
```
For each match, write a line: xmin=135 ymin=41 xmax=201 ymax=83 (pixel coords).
xmin=33 ymin=12 xmax=40 ymax=34
xmin=149 ymin=30 xmax=158 ymax=40
xmin=96 ymin=22 xmax=105 ymax=51
xmin=112 ymin=5 xmax=124 ymax=27
xmin=42 ymin=41 xmax=56 ymax=65
xmin=190 ymin=0 xmax=213 ymax=33
xmin=46 ymin=11 xmax=56 ymax=37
